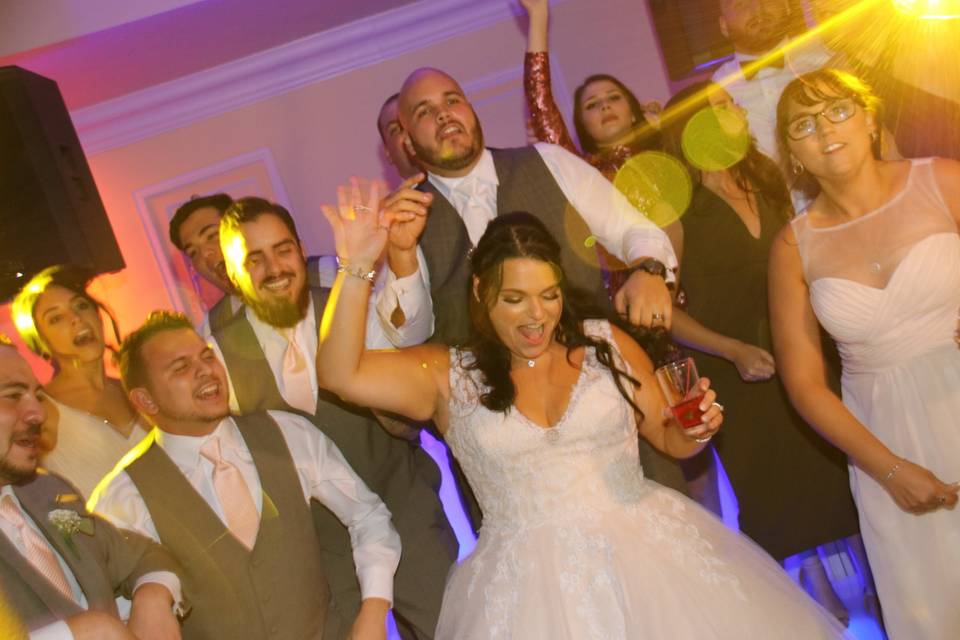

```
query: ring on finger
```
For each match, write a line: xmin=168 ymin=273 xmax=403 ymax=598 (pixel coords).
xmin=355 ymin=204 xmax=373 ymax=213
xmin=937 ymin=495 xmax=948 ymax=505
xmin=711 ymin=401 xmax=724 ymax=412
xmin=651 ymin=312 xmax=665 ymax=323
xmin=694 ymin=435 xmax=713 ymax=444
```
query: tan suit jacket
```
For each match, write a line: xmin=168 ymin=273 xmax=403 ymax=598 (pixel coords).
xmin=0 ymin=471 xmax=180 ymax=632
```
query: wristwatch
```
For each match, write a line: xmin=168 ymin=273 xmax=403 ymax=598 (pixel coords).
xmin=630 ymin=258 xmax=674 ymax=289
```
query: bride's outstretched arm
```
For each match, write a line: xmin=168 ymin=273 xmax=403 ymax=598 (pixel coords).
xmin=317 ymin=180 xmax=449 ymax=426
xmin=769 ymin=223 xmax=959 ymax=514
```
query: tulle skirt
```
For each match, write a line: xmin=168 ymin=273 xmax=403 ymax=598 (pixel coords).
xmin=435 ymin=485 xmax=848 ymax=639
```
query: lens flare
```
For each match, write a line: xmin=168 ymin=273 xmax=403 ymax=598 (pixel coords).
xmin=613 ymin=152 xmax=693 ymax=229
xmin=894 ymin=0 xmax=960 ymax=19
xmin=681 ymin=107 xmax=751 ymax=172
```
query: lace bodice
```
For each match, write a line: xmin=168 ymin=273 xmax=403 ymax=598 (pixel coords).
xmin=446 ymin=320 xmax=648 ymax=531
xmin=792 ymin=159 xmax=960 ymax=373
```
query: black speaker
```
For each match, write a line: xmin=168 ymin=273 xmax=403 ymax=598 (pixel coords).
xmin=0 ymin=66 xmax=124 ymax=301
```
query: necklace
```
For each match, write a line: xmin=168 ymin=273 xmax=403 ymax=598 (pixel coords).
xmin=527 ymin=359 xmax=535 ymax=368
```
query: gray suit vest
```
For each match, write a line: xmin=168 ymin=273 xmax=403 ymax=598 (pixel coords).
xmin=125 ymin=413 xmax=333 ymax=640
xmin=419 ymin=146 xmax=613 ymax=345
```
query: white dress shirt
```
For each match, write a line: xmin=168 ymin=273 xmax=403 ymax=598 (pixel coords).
xmin=712 ymin=37 xmax=832 ymax=161
xmin=0 ymin=486 xmax=181 ymax=640
xmin=374 ymin=144 xmax=680 ymax=346
xmin=93 ymin=414 xmax=401 ymax=603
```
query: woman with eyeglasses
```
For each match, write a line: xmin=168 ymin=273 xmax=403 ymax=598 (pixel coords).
xmin=769 ymin=68 xmax=960 ymax=639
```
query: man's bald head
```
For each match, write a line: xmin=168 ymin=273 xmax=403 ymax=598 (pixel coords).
xmin=397 ymin=67 xmax=484 ymax=177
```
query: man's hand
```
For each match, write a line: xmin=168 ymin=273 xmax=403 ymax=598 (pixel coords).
xmin=729 ymin=342 xmax=776 ymax=381
xmin=347 ymin=598 xmax=390 ymax=640
xmin=128 ymin=583 xmax=181 ymax=640
xmin=614 ymin=270 xmax=673 ymax=329
xmin=66 ymin=611 xmax=136 ymax=640
xmin=381 ymin=173 xmax=431 ymax=277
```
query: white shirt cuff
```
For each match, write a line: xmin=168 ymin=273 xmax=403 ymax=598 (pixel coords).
xmin=357 ymin=565 xmax=397 ymax=606
xmin=133 ymin=571 xmax=185 ymax=617
xmin=29 ymin=621 xmax=73 ymax=640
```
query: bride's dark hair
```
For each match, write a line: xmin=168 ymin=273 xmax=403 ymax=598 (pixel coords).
xmin=465 ymin=212 xmax=645 ymax=418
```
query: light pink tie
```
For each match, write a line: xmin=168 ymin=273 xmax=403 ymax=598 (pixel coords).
xmin=0 ymin=495 xmax=75 ymax=602
xmin=280 ymin=329 xmax=316 ymax=414
xmin=199 ymin=437 xmax=260 ymax=550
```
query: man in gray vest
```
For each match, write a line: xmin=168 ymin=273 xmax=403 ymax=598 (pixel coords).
xmin=372 ymin=67 xmax=687 ymax=492
xmin=170 ymin=195 xmax=396 ymax=345
xmin=93 ymin=312 xmax=400 ymax=640
xmin=211 ymin=198 xmax=458 ymax=639
xmin=0 ymin=340 xmax=184 ymax=640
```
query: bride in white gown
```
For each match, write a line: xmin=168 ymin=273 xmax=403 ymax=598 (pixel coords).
xmin=770 ymin=69 xmax=960 ymax=639
xmin=317 ymin=189 xmax=846 ymax=638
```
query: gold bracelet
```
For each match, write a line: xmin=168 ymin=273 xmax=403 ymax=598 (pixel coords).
xmin=336 ymin=257 xmax=376 ymax=283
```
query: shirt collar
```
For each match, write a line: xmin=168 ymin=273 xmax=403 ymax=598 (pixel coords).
xmin=427 ymin=149 xmax=498 ymax=202
xmin=155 ymin=417 xmax=251 ymax=471
xmin=733 ymin=37 xmax=790 ymax=65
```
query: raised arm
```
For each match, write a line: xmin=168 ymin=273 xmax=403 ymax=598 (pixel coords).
xmin=521 ymin=0 xmax=579 ymax=153
xmin=318 ymin=180 xmax=449 ymax=427
xmin=769 ymin=225 xmax=958 ymax=513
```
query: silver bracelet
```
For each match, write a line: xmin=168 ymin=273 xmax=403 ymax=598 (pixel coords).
xmin=882 ymin=460 xmax=903 ymax=483
xmin=336 ymin=256 xmax=376 ymax=283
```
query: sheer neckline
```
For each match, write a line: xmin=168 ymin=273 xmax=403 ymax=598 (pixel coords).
xmin=805 ymin=160 xmax=916 ymax=233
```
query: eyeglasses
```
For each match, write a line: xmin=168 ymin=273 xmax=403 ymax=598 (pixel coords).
xmin=786 ymin=98 xmax=858 ymax=140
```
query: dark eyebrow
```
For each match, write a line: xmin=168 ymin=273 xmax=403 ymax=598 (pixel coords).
xmin=500 ymin=283 xmax=560 ymax=295
xmin=272 ymin=239 xmax=297 ymax=251
xmin=0 ymin=382 xmax=28 ymax=393
xmin=411 ymin=91 xmax=464 ymax=115
xmin=184 ymin=223 xmax=219 ymax=252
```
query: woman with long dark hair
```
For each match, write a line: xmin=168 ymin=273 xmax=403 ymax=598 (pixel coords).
xmin=771 ymin=68 xmax=960 ymax=638
xmin=660 ymin=80 xmax=862 ymax=622
xmin=314 ymin=188 xmax=847 ymax=638
xmin=12 ymin=265 xmax=149 ymax=498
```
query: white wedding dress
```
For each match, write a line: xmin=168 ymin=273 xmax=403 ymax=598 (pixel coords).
xmin=436 ymin=319 xmax=846 ymax=639
xmin=792 ymin=158 xmax=960 ymax=639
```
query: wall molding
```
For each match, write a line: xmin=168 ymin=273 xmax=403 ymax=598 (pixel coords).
xmin=73 ymin=0 xmax=567 ymax=154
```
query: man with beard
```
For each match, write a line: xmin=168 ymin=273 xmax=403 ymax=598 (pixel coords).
xmin=209 ymin=197 xmax=457 ymax=640
xmin=170 ymin=195 xmax=388 ymax=341
xmin=375 ymin=67 xmax=680 ymax=349
xmin=711 ymin=0 xmax=830 ymax=160
xmin=92 ymin=313 xmax=400 ymax=640
xmin=0 ymin=339 xmax=184 ymax=640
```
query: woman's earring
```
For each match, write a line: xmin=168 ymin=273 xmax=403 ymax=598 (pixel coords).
xmin=791 ymin=157 xmax=805 ymax=175
xmin=870 ymin=130 xmax=879 ymax=143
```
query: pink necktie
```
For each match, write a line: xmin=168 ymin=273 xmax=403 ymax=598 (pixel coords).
xmin=280 ymin=329 xmax=316 ymax=414
xmin=199 ymin=437 xmax=260 ymax=550
xmin=0 ymin=495 xmax=75 ymax=602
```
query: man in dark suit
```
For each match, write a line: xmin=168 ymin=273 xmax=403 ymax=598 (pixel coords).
xmin=0 ymin=339 xmax=183 ymax=639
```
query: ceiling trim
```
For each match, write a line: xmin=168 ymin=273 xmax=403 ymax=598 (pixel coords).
xmin=72 ymin=0 xmax=546 ymax=154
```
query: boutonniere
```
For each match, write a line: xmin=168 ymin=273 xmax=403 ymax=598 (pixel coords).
xmin=47 ymin=509 xmax=95 ymax=554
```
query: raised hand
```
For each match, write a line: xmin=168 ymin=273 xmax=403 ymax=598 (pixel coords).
xmin=382 ymin=173 xmax=432 ymax=277
xmin=321 ymin=178 xmax=391 ymax=270
xmin=382 ymin=173 xmax=431 ymax=253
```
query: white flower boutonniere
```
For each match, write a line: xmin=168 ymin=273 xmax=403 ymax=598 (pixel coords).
xmin=48 ymin=509 xmax=94 ymax=554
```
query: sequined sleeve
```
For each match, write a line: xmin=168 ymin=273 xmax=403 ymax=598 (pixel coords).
xmin=524 ymin=51 xmax=579 ymax=155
